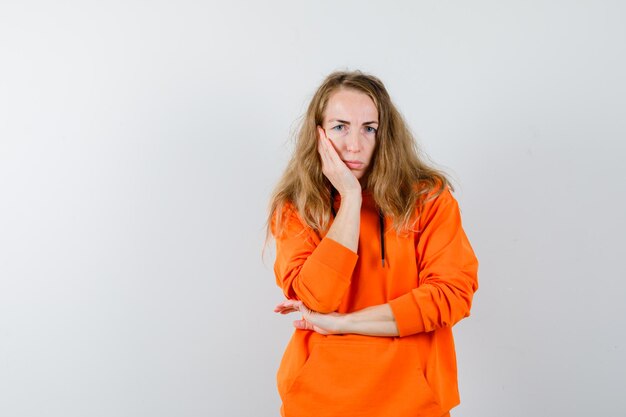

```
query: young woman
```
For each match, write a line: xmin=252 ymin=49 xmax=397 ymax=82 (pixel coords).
xmin=266 ymin=70 xmax=479 ymax=417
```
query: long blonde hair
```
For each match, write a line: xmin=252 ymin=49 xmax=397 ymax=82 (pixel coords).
xmin=265 ymin=70 xmax=452 ymax=243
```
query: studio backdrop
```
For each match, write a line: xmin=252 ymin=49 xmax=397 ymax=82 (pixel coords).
xmin=0 ymin=1 xmax=624 ymax=416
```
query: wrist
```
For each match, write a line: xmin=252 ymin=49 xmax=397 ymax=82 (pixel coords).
xmin=340 ymin=191 xmax=362 ymax=203
xmin=335 ymin=312 xmax=353 ymax=334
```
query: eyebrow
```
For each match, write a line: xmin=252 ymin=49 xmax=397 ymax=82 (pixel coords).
xmin=329 ymin=119 xmax=379 ymax=125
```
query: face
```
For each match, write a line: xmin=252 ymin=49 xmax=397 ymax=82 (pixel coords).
xmin=321 ymin=88 xmax=379 ymax=185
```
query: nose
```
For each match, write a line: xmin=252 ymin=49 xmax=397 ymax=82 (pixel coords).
xmin=345 ymin=129 xmax=361 ymax=152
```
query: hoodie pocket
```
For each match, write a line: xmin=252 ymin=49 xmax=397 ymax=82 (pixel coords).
xmin=283 ymin=340 xmax=444 ymax=417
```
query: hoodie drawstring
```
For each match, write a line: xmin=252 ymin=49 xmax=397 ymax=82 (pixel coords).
xmin=330 ymin=189 xmax=385 ymax=268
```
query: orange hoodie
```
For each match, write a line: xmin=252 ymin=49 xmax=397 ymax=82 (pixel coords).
xmin=271 ymin=183 xmax=479 ymax=417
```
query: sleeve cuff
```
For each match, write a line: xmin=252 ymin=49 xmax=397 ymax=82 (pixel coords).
xmin=388 ymin=291 xmax=426 ymax=337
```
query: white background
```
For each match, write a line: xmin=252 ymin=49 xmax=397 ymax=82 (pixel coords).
xmin=1 ymin=1 xmax=625 ymax=416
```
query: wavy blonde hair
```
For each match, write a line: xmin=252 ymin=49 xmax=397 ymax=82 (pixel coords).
xmin=265 ymin=70 xmax=452 ymax=244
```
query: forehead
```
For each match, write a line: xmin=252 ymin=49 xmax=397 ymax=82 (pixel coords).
xmin=324 ymin=88 xmax=378 ymax=122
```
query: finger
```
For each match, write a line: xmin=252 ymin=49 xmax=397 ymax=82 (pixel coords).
xmin=318 ymin=138 xmax=328 ymax=165
xmin=322 ymin=135 xmax=344 ymax=166
xmin=318 ymin=127 xmax=335 ymax=156
xmin=318 ymin=125 xmax=329 ymax=142
xmin=274 ymin=300 xmax=297 ymax=311
xmin=317 ymin=129 xmax=329 ymax=165
xmin=317 ymin=127 xmax=331 ymax=159
xmin=317 ymin=127 xmax=345 ymax=168
xmin=280 ymin=300 xmax=304 ymax=312
xmin=317 ymin=128 xmax=341 ymax=176
xmin=317 ymin=126 xmax=326 ymax=145
xmin=293 ymin=319 xmax=314 ymax=330
xmin=274 ymin=307 xmax=298 ymax=314
xmin=274 ymin=302 xmax=287 ymax=312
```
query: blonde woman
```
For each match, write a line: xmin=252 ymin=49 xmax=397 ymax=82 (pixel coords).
xmin=267 ymin=70 xmax=479 ymax=417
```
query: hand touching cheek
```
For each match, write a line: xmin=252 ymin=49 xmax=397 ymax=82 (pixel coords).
xmin=317 ymin=126 xmax=362 ymax=196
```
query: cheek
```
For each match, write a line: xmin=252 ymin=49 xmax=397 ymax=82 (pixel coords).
xmin=365 ymin=141 xmax=376 ymax=160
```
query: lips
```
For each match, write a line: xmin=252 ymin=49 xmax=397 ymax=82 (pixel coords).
xmin=343 ymin=160 xmax=364 ymax=169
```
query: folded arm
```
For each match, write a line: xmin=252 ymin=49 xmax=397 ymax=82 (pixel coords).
xmin=387 ymin=187 xmax=479 ymax=336
xmin=337 ymin=188 xmax=479 ymax=337
xmin=274 ymin=187 xmax=478 ymax=335
xmin=272 ymin=194 xmax=361 ymax=313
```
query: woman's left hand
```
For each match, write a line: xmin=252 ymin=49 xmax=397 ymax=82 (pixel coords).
xmin=274 ymin=300 xmax=345 ymax=335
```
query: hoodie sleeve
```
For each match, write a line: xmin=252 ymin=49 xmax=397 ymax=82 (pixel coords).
xmin=388 ymin=187 xmax=479 ymax=336
xmin=271 ymin=203 xmax=359 ymax=313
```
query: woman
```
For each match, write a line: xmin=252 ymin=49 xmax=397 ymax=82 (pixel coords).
xmin=266 ymin=70 xmax=479 ymax=417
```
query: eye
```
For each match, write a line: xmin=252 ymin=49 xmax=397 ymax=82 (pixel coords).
xmin=332 ymin=124 xmax=345 ymax=132
xmin=365 ymin=126 xmax=377 ymax=134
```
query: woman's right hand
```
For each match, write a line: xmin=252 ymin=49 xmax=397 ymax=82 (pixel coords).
xmin=317 ymin=126 xmax=362 ymax=197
